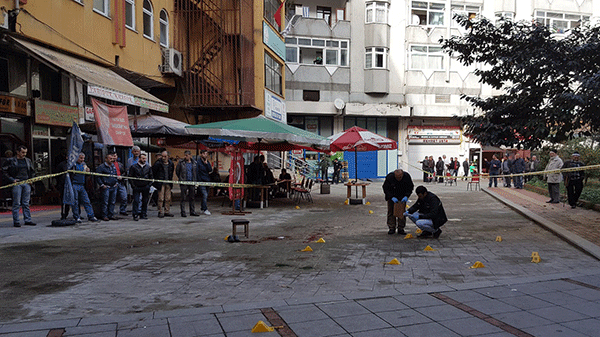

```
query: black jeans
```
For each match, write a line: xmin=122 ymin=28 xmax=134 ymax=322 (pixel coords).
xmin=566 ymin=179 xmax=583 ymax=206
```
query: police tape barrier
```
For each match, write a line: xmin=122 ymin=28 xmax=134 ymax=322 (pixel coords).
xmin=0 ymin=170 xmax=270 ymax=191
xmin=403 ymin=161 xmax=600 ymax=180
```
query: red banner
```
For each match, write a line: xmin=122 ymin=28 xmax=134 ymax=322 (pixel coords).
xmin=92 ymin=98 xmax=133 ymax=146
xmin=229 ymin=151 xmax=245 ymax=200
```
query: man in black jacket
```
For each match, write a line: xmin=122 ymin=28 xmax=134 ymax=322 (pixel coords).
xmin=382 ymin=169 xmax=414 ymax=235
xmin=404 ymin=186 xmax=448 ymax=239
xmin=152 ymin=150 xmax=175 ymax=218
xmin=128 ymin=152 xmax=153 ymax=221
xmin=563 ymin=152 xmax=585 ymax=209
xmin=2 ymin=145 xmax=36 ymax=227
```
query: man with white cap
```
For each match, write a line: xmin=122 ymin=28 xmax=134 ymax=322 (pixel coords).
xmin=544 ymin=149 xmax=563 ymax=204
xmin=563 ymin=151 xmax=585 ymax=209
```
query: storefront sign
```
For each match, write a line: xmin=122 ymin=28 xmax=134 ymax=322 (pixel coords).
xmin=264 ymin=90 xmax=286 ymax=123
xmin=0 ymin=95 xmax=28 ymax=116
xmin=92 ymin=98 xmax=134 ymax=146
xmin=263 ymin=22 xmax=286 ymax=60
xmin=34 ymin=99 xmax=78 ymax=127
xmin=407 ymin=126 xmax=461 ymax=144
xmin=87 ymin=85 xmax=169 ymax=113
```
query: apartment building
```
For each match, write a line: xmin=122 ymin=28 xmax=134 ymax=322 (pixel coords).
xmin=284 ymin=0 xmax=598 ymax=180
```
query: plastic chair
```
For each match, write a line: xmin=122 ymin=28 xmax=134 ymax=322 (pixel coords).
xmin=467 ymin=175 xmax=481 ymax=191
xmin=444 ymin=172 xmax=456 ymax=186
xmin=294 ymin=179 xmax=314 ymax=203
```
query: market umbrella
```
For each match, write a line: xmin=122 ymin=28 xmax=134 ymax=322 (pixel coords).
xmin=129 ymin=114 xmax=193 ymax=137
xmin=185 ymin=115 xmax=329 ymax=150
xmin=328 ymin=126 xmax=398 ymax=182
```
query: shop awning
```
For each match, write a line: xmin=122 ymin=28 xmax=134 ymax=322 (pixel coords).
xmin=11 ymin=37 xmax=169 ymax=113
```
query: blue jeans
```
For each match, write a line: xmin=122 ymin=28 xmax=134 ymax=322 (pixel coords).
xmin=199 ymin=186 xmax=208 ymax=211
xmin=117 ymin=183 xmax=128 ymax=213
xmin=73 ymin=184 xmax=95 ymax=220
xmin=407 ymin=211 xmax=436 ymax=233
xmin=132 ymin=187 xmax=150 ymax=216
xmin=488 ymin=172 xmax=498 ymax=187
xmin=100 ymin=185 xmax=117 ymax=218
xmin=514 ymin=175 xmax=523 ymax=189
xmin=12 ymin=183 xmax=31 ymax=224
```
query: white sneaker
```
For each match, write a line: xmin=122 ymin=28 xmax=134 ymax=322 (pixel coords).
xmin=75 ymin=218 xmax=82 ymax=223
xmin=203 ymin=210 xmax=211 ymax=215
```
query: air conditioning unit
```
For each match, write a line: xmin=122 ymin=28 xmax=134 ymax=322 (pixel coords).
xmin=161 ymin=48 xmax=183 ymax=76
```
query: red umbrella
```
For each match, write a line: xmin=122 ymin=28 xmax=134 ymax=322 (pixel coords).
xmin=328 ymin=126 xmax=398 ymax=182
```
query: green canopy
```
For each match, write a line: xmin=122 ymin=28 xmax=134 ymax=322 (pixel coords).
xmin=186 ymin=115 xmax=329 ymax=149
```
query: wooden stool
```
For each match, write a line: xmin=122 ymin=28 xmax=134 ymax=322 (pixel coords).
xmin=231 ymin=219 xmax=249 ymax=238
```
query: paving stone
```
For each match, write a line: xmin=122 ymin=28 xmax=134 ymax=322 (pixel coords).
xmin=559 ymin=300 xmax=600 ymax=317
xmin=215 ymin=312 xmax=266 ymax=333
xmin=531 ymin=291 xmax=590 ymax=306
xmin=464 ymin=299 xmax=521 ymax=315
xmin=522 ymin=323 xmax=589 ymax=337
xmin=0 ymin=319 xmax=81 ymax=334
xmin=564 ymin=288 xmax=600 ymax=301
xmin=63 ymin=323 xmax=116 ymax=336
xmin=316 ymin=301 xmax=370 ymax=318
xmin=438 ymin=316 xmax=504 ymax=336
xmin=394 ymin=294 xmax=446 ymax=308
xmin=561 ymin=318 xmax=600 ymax=336
xmin=356 ymin=297 xmax=409 ymax=313
xmin=375 ymin=308 xmax=433 ymax=327
xmin=274 ymin=304 xmax=329 ymax=324
xmin=414 ymin=304 xmax=472 ymax=321
xmin=498 ymin=295 xmax=554 ymax=310
xmin=116 ymin=323 xmax=170 ymax=337
xmin=286 ymin=318 xmax=346 ymax=337
xmin=332 ymin=313 xmax=391 ymax=333
xmin=351 ymin=327 xmax=406 ymax=337
xmin=492 ymin=310 xmax=553 ymax=329
xmin=168 ymin=316 xmax=223 ymax=336
xmin=397 ymin=322 xmax=462 ymax=337
xmin=439 ymin=289 xmax=492 ymax=303
xmin=473 ymin=286 xmax=524 ymax=299
xmin=529 ymin=306 xmax=591 ymax=323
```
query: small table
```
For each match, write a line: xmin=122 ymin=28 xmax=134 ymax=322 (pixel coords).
xmin=243 ymin=185 xmax=271 ymax=209
xmin=345 ymin=181 xmax=370 ymax=204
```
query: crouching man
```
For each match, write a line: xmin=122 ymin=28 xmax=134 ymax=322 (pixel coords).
xmin=404 ymin=186 xmax=447 ymax=239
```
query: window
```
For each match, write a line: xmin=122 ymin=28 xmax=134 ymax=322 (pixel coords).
xmin=285 ymin=36 xmax=349 ymax=66
xmin=303 ymin=90 xmax=320 ymax=102
xmin=535 ymin=11 xmax=589 ymax=34
xmin=265 ymin=53 xmax=282 ymax=95
xmin=143 ymin=0 xmax=154 ymax=39
xmin=159 ymin=9 xmax=169 ymax=47
xmin=344 ymin=117 xmax=387 ymax=136
xmin=365 ymin=47 xmax=388 ymax=69
xmin=125 ymin=0 xmax=135 ymax=29
xmin=93 ymin=0 xmax=110 ymax=16
xmin=317 ymin=6 xmax=331 ymax=25
xmin=409 ymin=45 xmax=444 ymax=70
xmin=451 ymin=4 xmax=480 ymax=27
xmin=411 ymin=1 xmax=445 ymax=26
xmin=264 ymin=0 xmax=281 ymax=28
xmin=495 ymin=12 xmax=514 ymax=22
xmin=365 ymin=2 xmax=389 ymax=24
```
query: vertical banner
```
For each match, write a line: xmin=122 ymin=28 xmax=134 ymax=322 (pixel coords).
xmin=63 ymin=122 xmax=84 ymax=206
xmin=113 ymin=0 xmax=126 ymax=47
xmin=92 ymin=98 xmax=134 ymax=146
xmin=229 ymin=151 xmax=245 ymax=201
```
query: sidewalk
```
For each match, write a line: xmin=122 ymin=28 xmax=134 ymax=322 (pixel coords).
xmin=1 ymin=182 xmax=600 ymax=336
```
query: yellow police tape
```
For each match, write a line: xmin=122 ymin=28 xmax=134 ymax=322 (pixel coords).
xmin=0 ymin=170 xmax=268 ymax=190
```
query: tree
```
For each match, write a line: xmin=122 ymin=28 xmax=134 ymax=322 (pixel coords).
xmin=441 ymin=15 xmax=600 ymax=149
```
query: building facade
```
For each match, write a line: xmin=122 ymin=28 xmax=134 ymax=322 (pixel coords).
xmin=284 ymin=0 xmax=599 ymax=180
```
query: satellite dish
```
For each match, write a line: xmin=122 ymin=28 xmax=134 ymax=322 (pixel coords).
xmin=334 ymin=98 xmax=345 ymax=110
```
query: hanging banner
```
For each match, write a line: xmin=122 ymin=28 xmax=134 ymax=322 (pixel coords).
xmin=92 ymin=98 xmax=134 ymax=146
xmin=229 ymin=151 xmax=245 ymax=201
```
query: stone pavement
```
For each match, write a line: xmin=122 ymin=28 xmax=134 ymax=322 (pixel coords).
xmin=1 ymin=181 xmax=600 ymax=336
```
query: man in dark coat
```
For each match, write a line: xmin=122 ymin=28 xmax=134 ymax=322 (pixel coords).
xmin=152 ymin=150 xmax=175 ymax=218
xmin=488 ymin=155 xmax=502 ymax=188
xmin=404 ymin=185 xmax=448 ymax=238
xmin=176 ymin=150 xmax=199 ymax=217
xmin=2 ymin=145 xmax=36 ymax=227
xmin=512 ymin=153 xmax=526 ymax=189
xmin=197 ymin=150 xmax=213 ymax=215
xmin=128 ymin=152 xmax=153 ymax=221
xmin=563 ymin=152 xmax=585 ymax=209
xmin=96 ymin=152 xmax=119 ymax=221
xmin=382 ymin=169 xmax=414 ymax=235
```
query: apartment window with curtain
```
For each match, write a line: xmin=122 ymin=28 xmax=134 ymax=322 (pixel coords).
xmin=143 ymin=0 xmax=154 ymax=40
xmin=285 ymin=36 xmax=349 ymax=66
xmin=125 ymin=0 xmax=135 ymax=29
xmin=365 ymin=2 xmax=389 ymax=24
xmin=317 ymin=6 xmax=332 ymax=25
xmin=365 ymin=47 xmax=388 ymax=69
xmin=265 ymin=53 xmax=282 ymax=95
xmin=410 ymin=1 xmax=445 ymax=26
xmin=409 ymin=45 xmax=444 ymax=70
xmin=93 ymin=0 xmax=110 ymax=16
xmin=451 ymin=4 xmax=480 ymax=27
xmin=264 ymin=0 xmax=281 ymax=28
xmin=534 ymin=11 xmax=589 ymax=34
xmin=159 ymin=9 xmax=169 ymax=47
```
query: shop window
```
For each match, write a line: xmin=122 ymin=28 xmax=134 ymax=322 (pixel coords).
xmin=264 ymin=53 xmax=282 ymax=95
xmin=317 ymin=6 xmax=331 ymax=25
xmin=159 ymin=9 xmax=169 ymax=47
xmin=303 ymin=90 xmax=320 ymax=102
xmin=125 ymin=0 xmax=135 ymax=29
xmin=365 ymin=2 xmax=389 ymax=24
xmin=285 ymin=37 xmax=349 ymax=66
xmin=409 ymin=45 xmax=444 ymax=70
xmin=93 ymin=0 xmax=110 ymax=16
xmin=143 ymin=0 xmax=154 ymax=40
xmin=365 ymin=47 xmax=388 ymax=69
xmin=411 ymin=1 xmax=445 ymax=26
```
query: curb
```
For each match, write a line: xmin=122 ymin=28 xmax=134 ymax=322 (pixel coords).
xmin=484 ymin=188 xmax=600 ymax=261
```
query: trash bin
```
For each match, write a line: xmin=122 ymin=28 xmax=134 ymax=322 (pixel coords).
xmin=320 ymin=183 xmax=330 ymax=194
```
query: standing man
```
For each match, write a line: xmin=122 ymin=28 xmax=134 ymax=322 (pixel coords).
xmin=128 ymin=152 xmax=153 ymax=221
xmin=488 ymin=155 xmax=502 ymax=188
xmin=176 ymin=150 xmax=199 ymax=217
xmin=332 ymin=158 xmax=342 ymax=184
xmin=530 ymin=155 xmax=540 ymax=181
xmin=404 ymin=186 xmax=447 ymax=239
xmin=544 ymin=149 xmax=563 ymax=204
xmin=197 ymin=150 xmax=212 ymax=215
xmin=112 ymin=153 xmax=128 ymax=216
xmin=421 ymin=156 xmax=430 ymax=182
xmin=2 ymin=145 xmax=36 ymax=227
xmin=71 ymin=153 xmax=97 ymax=222
xmin=319 ymin=155 xmax=330 ymax=183
xmin=96 ymin=153 xmax=119 ymax=221
xmin=382 ymin=169 xmax=414 ymax=235
xmin=462 ymin=158 xmax=470 ymax=178
xmin=563 ymin=152 xmax=585 ymax=209
xmin=153 ymin=150 xmax=175 ymax=218
xmin=435 ymin=157 xmax=444 ymax=183
xmin=502 ymin=154 xmax=512 ymax=187
xmin=126 ymin=146 xmax=141 ymax=170
xmin=512 ymin=153 xmax=526 ymax=189
xmin=56 ymin=155 xmax=71 ymax=220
